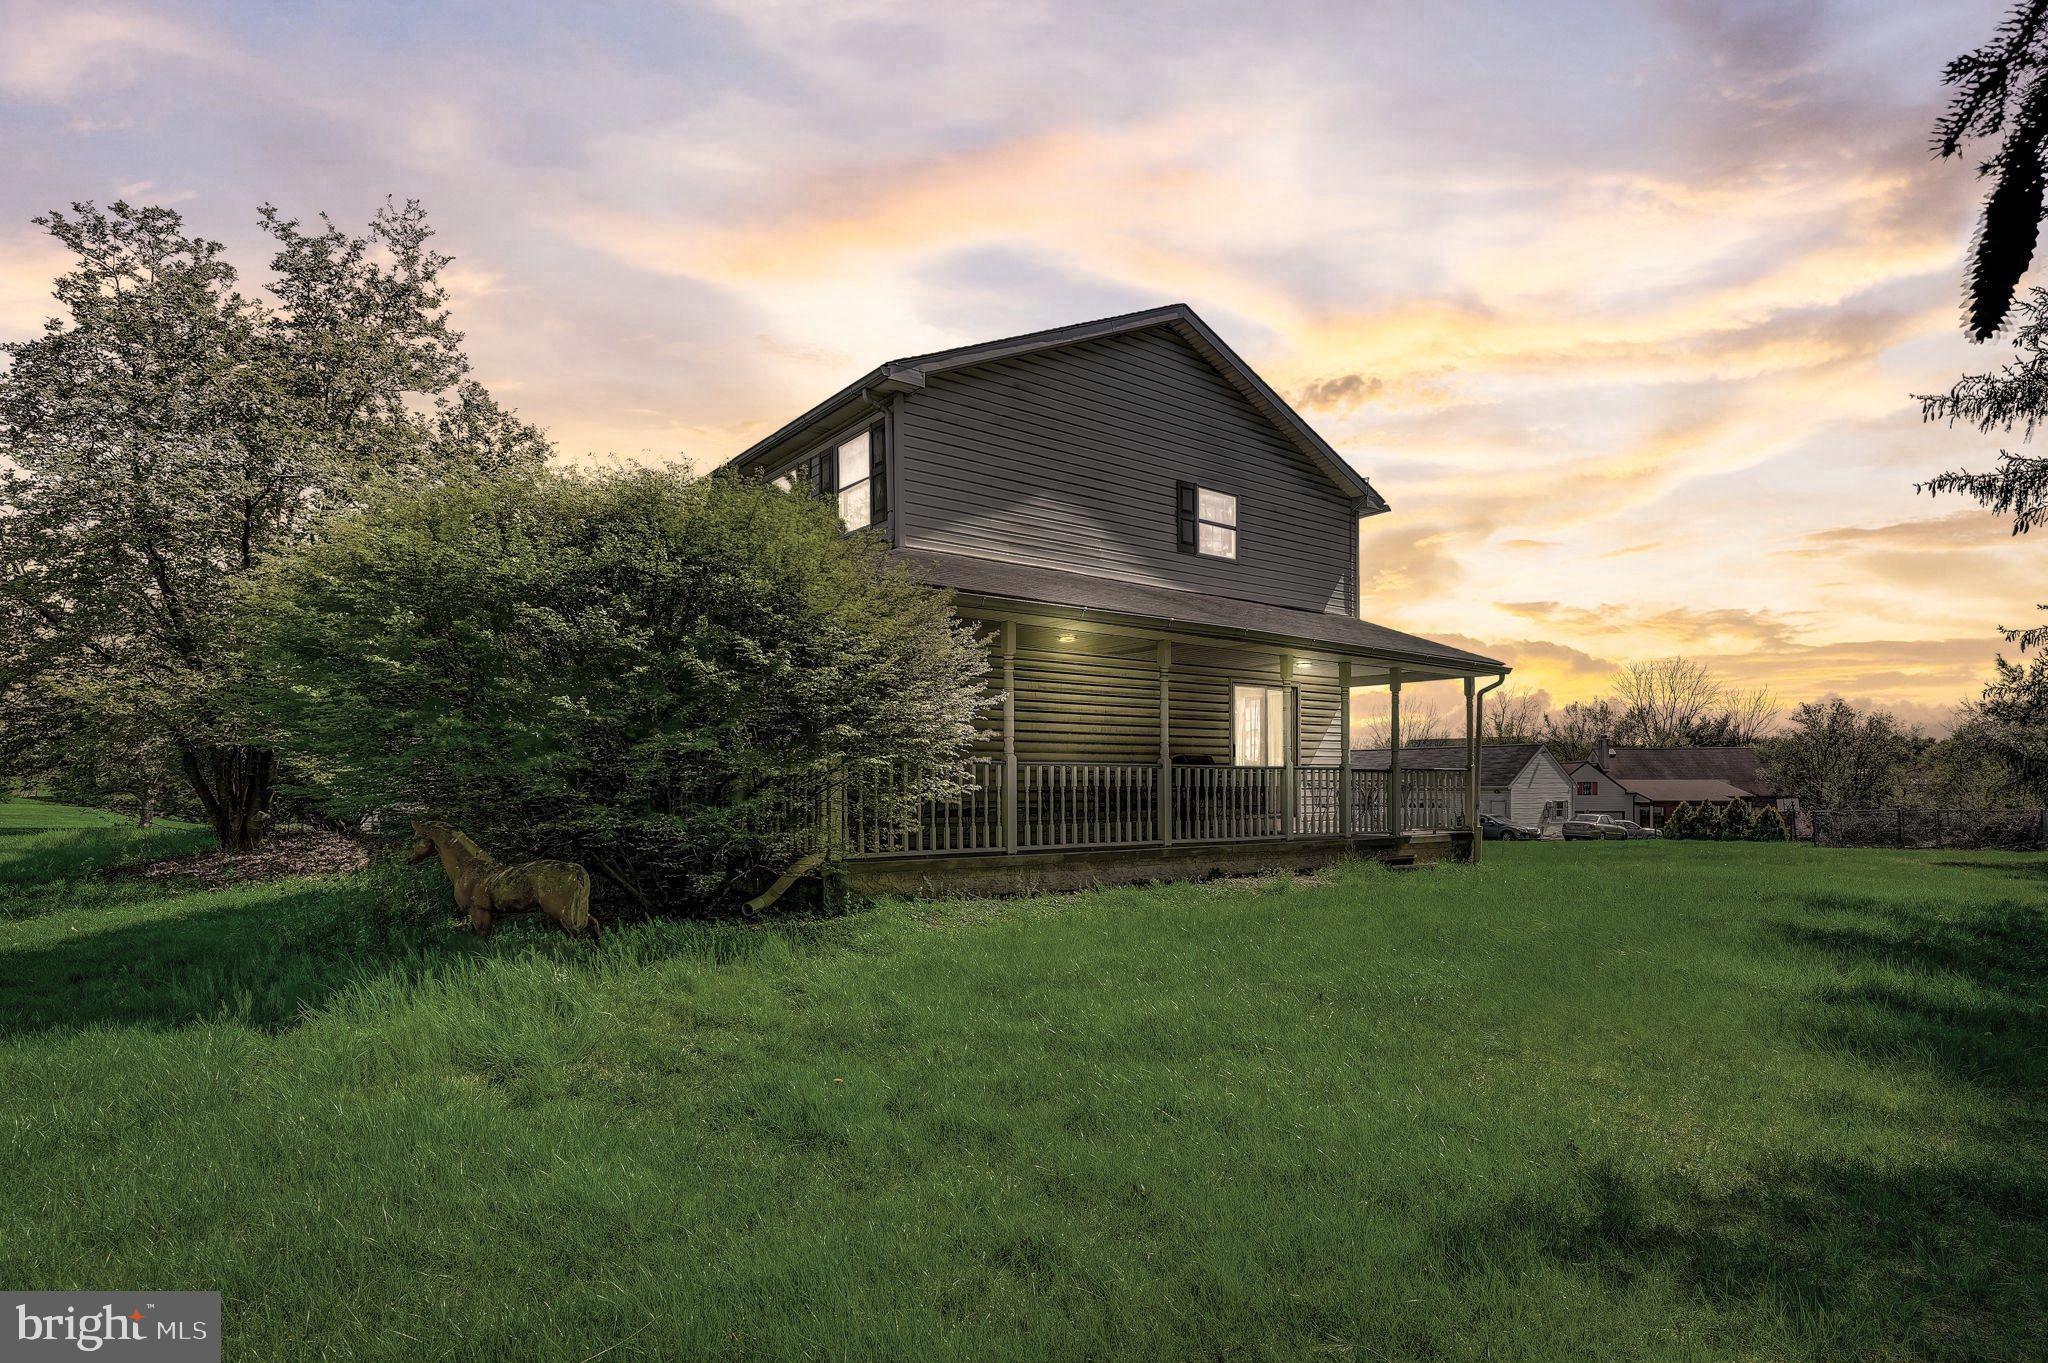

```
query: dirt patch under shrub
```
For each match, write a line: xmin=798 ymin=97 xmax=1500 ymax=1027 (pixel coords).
xmin=112 ymin=827 xmax=371 ymax=886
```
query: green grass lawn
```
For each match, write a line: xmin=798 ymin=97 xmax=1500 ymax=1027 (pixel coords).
xmin=0 ymin=794 xmax=201 ymax=833
xmin=1 ymin=832 xmax=2041 ymax=1362
xmin=0 ymin=795 xmax=149 ymax=831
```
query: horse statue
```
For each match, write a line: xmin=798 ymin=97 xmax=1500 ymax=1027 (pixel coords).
xmin=407 ymin=822 xmax=599 ymax=940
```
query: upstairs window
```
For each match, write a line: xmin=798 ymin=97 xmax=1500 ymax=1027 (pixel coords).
xmin=1575 ymin=780 xmax=1599 ymax=796
xmin=772 ymin=425 xmax=886 ymax=530
xmin=835 ymin=432 xmax=873 ymax=529
xmin=1177 ymin=482 xmax=1237 ymax=559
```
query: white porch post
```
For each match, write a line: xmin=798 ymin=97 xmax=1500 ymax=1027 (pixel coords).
xmin=1387 ymin=669 xmax=1404 ymax=838
xmin=1158 ymin=639 xmax=1173 ymax=846
xmin=1001 ymin=621 xmax=1018 ymax=854
xmin=1338 ymin=659 xmax=1355 ymax=837
xmin=1465 ymin=675 xmax=1481 ymax=862
xmin=1474 ymin=679 xmax=1490 ymax=859
xmin=1282 ymin=652 xmax=1298 ymax=839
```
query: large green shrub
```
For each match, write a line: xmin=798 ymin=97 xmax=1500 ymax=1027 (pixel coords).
xmin=1660 ymin=803 xmax=1696 ymax=839
xmin=1719 ymin=800 xmax=1753 ymax=841
xmin=242 ymin=468 xmax=988 ymax=912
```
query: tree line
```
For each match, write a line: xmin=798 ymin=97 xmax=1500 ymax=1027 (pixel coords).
xmin=1471 ymin=657 xmax=1777 ymax=757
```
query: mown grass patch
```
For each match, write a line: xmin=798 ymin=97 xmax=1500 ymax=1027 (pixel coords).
xmin=0 ymin=834 xmax=2041 ymax=1361
xmin=0 ymin=796 xmax=158 ymax=832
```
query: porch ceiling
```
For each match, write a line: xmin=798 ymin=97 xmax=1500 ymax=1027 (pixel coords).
xmin=893 ymin=548 xmax=1506 ymax=681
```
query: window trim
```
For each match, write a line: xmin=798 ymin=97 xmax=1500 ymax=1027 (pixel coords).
xmin=835 ymin=430 xmax=874 ymax=530
xmin=1176 ymin=481 xmax=1239 ymax=560
xmin=770 ymin=421 xmax=887 ymax=530
xmin=1230 ymin=683 xmax=1286 ymax=768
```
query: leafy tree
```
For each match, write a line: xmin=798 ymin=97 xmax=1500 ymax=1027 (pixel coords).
xmin=1934 ymin=0 xmax=2048 ymax=341
xmin=1660 ymin=802 xmax=1698 ymax=839
xmin=1719 ymin=800 xmax=1753 ymax=842
xmin=1900 ymin=717 xmax=2043 ymax=809
xmin=1758 ymin=698 xmax=1918 ymax=810
xmin=0 ymin=200 xmax=546 ymax=850
xmin=0 ymin=667 xmax=186 ymax=825
xmin=1749 ymin=807 xmax=1791 ymax=842
xmin=1972 ymin=639 xmax=2048 ymax=802
xmin=240 ymin=468 xmax=989 ymax=913
xmin=1917 ymin=4 xmax=2048 ymax=543
xmin=1693 ymin=801 xmax=1728 ymax=841
xmin=1920 ymin=293 xmax=2048 ymax=541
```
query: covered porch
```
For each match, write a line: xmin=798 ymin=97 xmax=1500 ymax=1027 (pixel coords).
xmin=833 ymin=555 xmax=1508 ymax=886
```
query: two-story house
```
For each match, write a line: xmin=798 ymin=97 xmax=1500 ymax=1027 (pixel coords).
xmin=725 ymin=304 xmax=1509 ymax=894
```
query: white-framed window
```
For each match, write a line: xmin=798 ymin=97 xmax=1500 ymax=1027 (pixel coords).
xmin=1176 ymin=482 xmax=1238 ymax=559
xmin=770 ymin=426 xmax=884 ymax=530
xmin=835 ymin=432 xmax=874 ymax=529
xmin=1197 ymin=487 xmax=1236 ymax=558
xmin=1231 ymin=684 xmax=1286 ymax=767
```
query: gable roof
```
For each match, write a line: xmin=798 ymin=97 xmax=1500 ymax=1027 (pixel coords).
xmin=1619 ymin=778 xmax=1753 ymax=803
xmin=722 ymin=304 xmax=1390 ymax=514
xmin=1597 ymin=746 xmax=1778 ymax=797
xmin=1349 ymin=741 xmax=1549 ymax=787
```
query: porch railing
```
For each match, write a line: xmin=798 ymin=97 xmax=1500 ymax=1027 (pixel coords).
xmin=1401 ymin=769 xmax=1465 ymax=834
xmin=843 ymin=759 xmax=1006 ymax=856
xmin=1019 ymin=762 xmax=1159 ymax=850
xmin=1174 ymin=765 xmax=1285 ymax=841
xmin=1352 ymin=769 xmax=1390 ymax=835
xmin=819 ymin=759 xmax=1468 ymax=859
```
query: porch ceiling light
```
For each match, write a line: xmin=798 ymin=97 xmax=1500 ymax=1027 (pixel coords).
xmin=1057 ymin=633 xmax=1077 ymax=643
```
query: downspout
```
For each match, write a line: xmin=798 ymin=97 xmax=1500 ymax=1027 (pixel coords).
xmin=1469 ymin=671 xmax=1509 ymax=862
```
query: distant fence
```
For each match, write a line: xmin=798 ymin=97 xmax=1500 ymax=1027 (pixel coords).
xmin=1810 ymin=808 xmax=2048 ymax=851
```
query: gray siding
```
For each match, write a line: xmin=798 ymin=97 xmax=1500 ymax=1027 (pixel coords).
xmin=1566 ymin=765 xmax=1644 ymax=822
xmin=896 ymin=328 xmax=1358 ymax=615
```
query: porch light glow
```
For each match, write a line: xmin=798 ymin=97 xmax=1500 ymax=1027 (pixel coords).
xmin=1057 ymin=633 xmax=1077 ymax=642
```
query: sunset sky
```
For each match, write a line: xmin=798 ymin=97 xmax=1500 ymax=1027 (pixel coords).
xmin=3 ymin=0 xmax=2044 ymax=730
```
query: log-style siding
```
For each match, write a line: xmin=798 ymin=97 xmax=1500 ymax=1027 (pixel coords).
xmin=896 ymin=328 xmax=1357 ymax=615
xmin=963 ymin=621 xmax=1348 ymax=766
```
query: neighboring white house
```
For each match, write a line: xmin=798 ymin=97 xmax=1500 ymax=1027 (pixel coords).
xmin=1351 ymin=741 xmax=1575 ymax=833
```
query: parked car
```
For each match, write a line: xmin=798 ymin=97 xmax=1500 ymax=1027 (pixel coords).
xmin=1611 ymin=819 xmax=1657 ymax=839
xmin=1478 ymin=813 xmax=1541 ymax=841
xmin=1561 ymin=813 xmax=1628 ymax=840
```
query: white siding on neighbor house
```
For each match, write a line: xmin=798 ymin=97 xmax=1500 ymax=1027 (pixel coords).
xmin=1507 ymin=752 xmax=1575 ymax=830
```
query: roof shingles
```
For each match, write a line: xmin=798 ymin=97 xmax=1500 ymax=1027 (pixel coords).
xmin=893 ymin=548 xmax=1501 ymax=672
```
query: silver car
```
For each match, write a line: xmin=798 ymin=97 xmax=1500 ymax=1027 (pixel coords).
xmin=1561 ymin=813 xmax=1628 ymax=840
